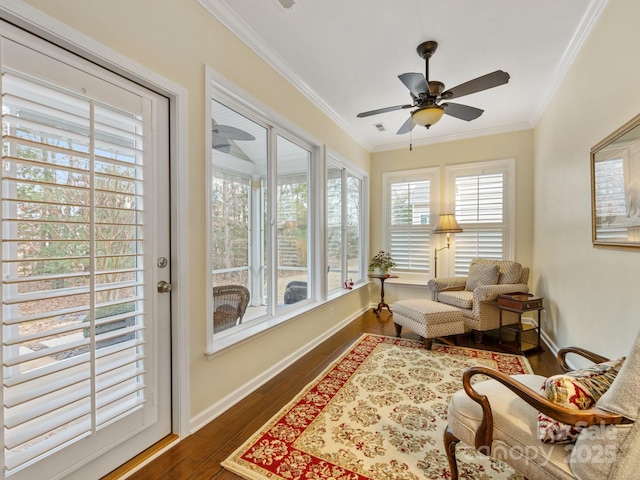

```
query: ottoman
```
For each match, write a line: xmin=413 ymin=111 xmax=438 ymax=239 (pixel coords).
xmin=393 ymin=299 xmax=465 ymax=349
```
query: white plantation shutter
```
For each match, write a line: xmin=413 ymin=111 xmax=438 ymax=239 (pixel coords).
xmin=453 ymin=229 xmax=504 ymax=274
xmin=450 ymin=167 xmax=512 ymax=275
xmin=385 ymin=170 xmax=436 ymax=272
xmin=2 ymin=66 xmax=147 ymax=472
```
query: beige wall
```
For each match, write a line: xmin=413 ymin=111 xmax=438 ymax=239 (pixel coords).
xmin=533 ymin=0 xmax=640 ymax=358
xmin=369 ymin=129 xmax=535 ymax=304
xmin=18 ymin=0 xmax=371 ymax=423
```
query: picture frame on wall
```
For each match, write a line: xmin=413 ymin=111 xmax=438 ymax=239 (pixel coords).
xmin=591 ymin=113 xmax=640 ymax=248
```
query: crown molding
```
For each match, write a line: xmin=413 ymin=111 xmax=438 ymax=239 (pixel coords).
xmin=198 ymin=0 xmax=607 ymax=153
xmin=197 ymin=0 xmax=372 ymax=151
xmin=529 ymin=0 xmax=608 ymax=126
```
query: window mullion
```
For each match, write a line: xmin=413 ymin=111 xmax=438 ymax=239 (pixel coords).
xmin=341 ymin=168 xmax=348 ymax=281
xmin=267 ymin=127 xmax=277 ymax=316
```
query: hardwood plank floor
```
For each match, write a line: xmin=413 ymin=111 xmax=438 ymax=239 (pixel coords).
xmin=124 ymin=310 xmax=562 ymax=480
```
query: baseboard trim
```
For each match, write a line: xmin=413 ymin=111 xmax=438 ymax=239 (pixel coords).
xmin=190 ymin=306 xmax=370 ymax=433
xmin=102 ymin=434 xmax=180 ymax=480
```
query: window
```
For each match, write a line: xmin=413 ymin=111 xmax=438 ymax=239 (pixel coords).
xmin=382 ymin=168 xmax=438 ymax=280
xmin=207 ymin=74 xmax=369 ymax=353
xmin=210 ymin=100 xmax=267 ymax=321
xmin=208 ymin=80 xmax=324 ymax=353
xmin=209 ymin=95 xmax=314 ymax=327
xmin=327 ymin=156 xmax=366 ymax=292
xmin=276 ymin=136 xmax=311 ymax=307
xmin=445 ymin=159 xmax=515 ymax=275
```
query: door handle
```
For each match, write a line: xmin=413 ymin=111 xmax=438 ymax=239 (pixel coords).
xmin=157 ymin=281 xmax=172 ymax=293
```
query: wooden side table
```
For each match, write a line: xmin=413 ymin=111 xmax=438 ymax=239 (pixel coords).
xmin=497 ymin=292 xmax=544 ymax=353
xmin=368 ymin=274 xmax=398 ymax=316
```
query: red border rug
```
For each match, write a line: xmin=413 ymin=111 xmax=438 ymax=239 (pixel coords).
xmin=222 ymin=334 xmax=531 ymax=480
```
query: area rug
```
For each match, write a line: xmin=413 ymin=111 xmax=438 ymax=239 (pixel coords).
xmin=222 ymin=334 xmax=532 ymax=480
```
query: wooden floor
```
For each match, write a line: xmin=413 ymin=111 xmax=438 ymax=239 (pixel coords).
xmin=124 ymin=309 xmax=562 ymax=480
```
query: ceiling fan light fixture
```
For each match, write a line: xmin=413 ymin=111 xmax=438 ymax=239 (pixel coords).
xmin=412 ymin=105 xmax=444 ymax=128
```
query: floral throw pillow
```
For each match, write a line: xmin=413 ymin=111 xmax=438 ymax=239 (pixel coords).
xmin=537 ymin=357 xmax=625 ymax=444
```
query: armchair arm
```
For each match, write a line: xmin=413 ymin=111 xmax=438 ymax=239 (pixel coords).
xmin=557 ymin=347 xmax=610 ymax=372
xmin=473 ymin=283 xmax=529 ymax=303
xmin=462 ymin=366 xmax=629 ymax=455
xmin=427 ymin=276 xmax=466 ymax=293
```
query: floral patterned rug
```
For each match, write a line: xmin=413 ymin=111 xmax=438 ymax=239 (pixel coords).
xmin=222 ymin=334 xmax=531 ymax=480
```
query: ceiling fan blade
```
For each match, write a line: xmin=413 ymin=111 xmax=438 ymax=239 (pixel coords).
xmin=443 ymin=102 xmax=484 ymax=121
xmin=212 ymin=123 xmax=256 ymax=141
xmin=212 ymin=141 xmax=232 ymax=153
xmin=396 ymin=116 xmax=416 ymax=135
xmin=357 ymin=104 xmax=413 ymax=118
xmin=398 ymin=73 xmax=430 ymax=97
xmin=440 ymin=70 xmax=510 ymax=101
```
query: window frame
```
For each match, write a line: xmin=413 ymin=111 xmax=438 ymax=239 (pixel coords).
xmin=444 ymin=158 xmax=516 ymax=276
xmin=326 ymin=151 xmax=368 ymax=296
xmin=381 ymin=167 xmax=439 ymax=284
xmin=205 ymin=69 xmax=369 ymax=356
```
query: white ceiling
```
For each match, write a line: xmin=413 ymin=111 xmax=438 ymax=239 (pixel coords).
xmin=200 ymin=0 xmax=607 ymax=152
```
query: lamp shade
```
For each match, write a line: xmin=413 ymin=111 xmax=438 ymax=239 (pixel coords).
xmin=434 ymin=214 xmax=463 ymax=233
xmin=412 ymin=105 xmax=444 ymax=128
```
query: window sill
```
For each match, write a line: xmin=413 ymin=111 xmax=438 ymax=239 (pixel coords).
xmin=369 ymin=274 xmax=430 ymax=288
xmin=205 ymin=281 xmax=368 ymax=359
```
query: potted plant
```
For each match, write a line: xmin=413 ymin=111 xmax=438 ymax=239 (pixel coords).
xmin=368 ymin=250 xmax=396 ymax=276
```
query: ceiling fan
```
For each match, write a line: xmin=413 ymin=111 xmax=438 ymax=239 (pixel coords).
xmin=212 ymin=122 xmax=255 ymax=154
xmin=357 ymin=41 xmax=510 ymax=135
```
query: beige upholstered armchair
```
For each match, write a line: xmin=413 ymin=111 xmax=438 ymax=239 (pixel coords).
xmin=427 ymin=258 xmax=529 ymax=341
xmin=444 ymin=331 xmax=640 ymax=479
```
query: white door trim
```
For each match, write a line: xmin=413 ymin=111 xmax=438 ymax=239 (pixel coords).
xmin=0 ymin=0 xmax=191 ymax=440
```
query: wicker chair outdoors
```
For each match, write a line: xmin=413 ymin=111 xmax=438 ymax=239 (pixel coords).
xmin=283 ymin=280 xmax=308 ymax=304
xmin=213 ymin=285 xmax=250 ymax=333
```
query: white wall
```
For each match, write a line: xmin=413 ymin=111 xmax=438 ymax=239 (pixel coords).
xmin=533 ymin=0 xmax=640 ymax=357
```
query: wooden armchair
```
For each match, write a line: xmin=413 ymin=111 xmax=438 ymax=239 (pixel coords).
xmin=444 ymin=336 xmax=640 ymax=479
xmin=213 ymin=285 xmax=250 ymax=333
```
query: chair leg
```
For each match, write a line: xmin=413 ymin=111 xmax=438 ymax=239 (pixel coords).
xmin=423 ymin=337 xmax=433 ymax=349
xmin=444 ymin=424 xmax=460 ymax=480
